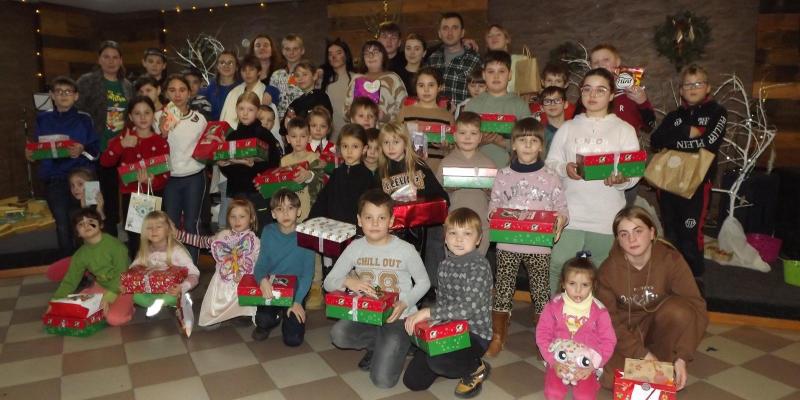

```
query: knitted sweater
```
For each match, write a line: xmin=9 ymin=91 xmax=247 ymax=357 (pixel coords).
xmin=100 ymin=128 xmax=170 ymax=193
xmin=253 ymin=223 xmax=315 ymax=302
xmin=429 ymin=250 xmax=493 ymax=341
xmin=344 ymin=72 xmax=408 ymax=125
xmin=155 ymin=109 xmax=206 ymax=177
xmin=52 ymin=233 xmax=130 ymax=303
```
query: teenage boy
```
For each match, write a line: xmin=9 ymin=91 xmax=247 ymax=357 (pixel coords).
xmin=325 ymin=189 xmax=431 ymax=389
xmin=539 ymin=86 xmax=569 ymax=154
xmin=378 ymin=22 xmax=407 ymax=77
xmin=27 ymin=76 xmax=98 ymax=257
xmin=464 ymin=50 xmax=531 ymax=168
xmin=426 ymin=12 xmax=481 ymax=105
xmin=141 ymin=48 xmax=167 ymax=88
xmin=270 ymin=34 xmax=306 ymax=119
xmin=183 ymin=69 xmax=213 ymax=120
xmin=529 ymin=63 xmax=576 ymax=125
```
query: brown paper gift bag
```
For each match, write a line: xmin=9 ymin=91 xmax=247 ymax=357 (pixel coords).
xmin=644 ymin=148 xmax=715 ymax=199
xmin=514 ymin=46 xmax=541 ymax=95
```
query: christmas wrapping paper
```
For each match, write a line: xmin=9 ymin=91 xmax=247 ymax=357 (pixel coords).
xmin=416 ymin=122 xmax=455 ymax=145
xmin=213 ymin=138 xmax=269 ymax=161
xmin=442 ymin=167 xmax=497 ymax=189
xmin=253 ymin=162 xmax=309 ymax=199
xmin=623 ymin=359 xmax=675 ymax=386
xmin=325 ymin=290 xmax=398 ymax=326
xmin=488 ymin=208 xmax=558 ymax=247
xmin=613 ymin=369 xmax=676 ymax=400
xmin=120 ymin=265 xmax=189 ymax=294
xmin=412 ymin=320 xmax=472 ymax=356
xmin=295 ymin=217 xmax=356 ymax=257
xmin=117 ymin=154 xmax=171 ymax=184
xmin=391 ymin=197 xmax=448 ymax=230
xmin=237 ymin=274 xmax=296 ymax=307
xmin=42 ymin=310 xmax=105 ymax=337
xmin=319 ymin=152 xmax=341 ymax=174
xmin=353 ymin=77 xmax=381 ymax=105
xmin=576 ymin=150 xmax=647 ymax=181
xmin=27 ymin=139 xmax=79 ymax=160
xmin=479 ymin=113 xmax=516 ymax=136
xmin=193 ymin=121 xmax=232 ymax=162
xmin=48 ymin=293 xmax=103 ymax=319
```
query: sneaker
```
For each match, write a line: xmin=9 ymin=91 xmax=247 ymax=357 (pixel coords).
xmin=251 ymin=327 xmax=271 ymax=341
xmin=454 ymin=360 xmax=491 ymax=398
xmin=306 ymin=283 xmax=324 ymax=310
xmin=358 ymin=350 xmax=374 ymax=371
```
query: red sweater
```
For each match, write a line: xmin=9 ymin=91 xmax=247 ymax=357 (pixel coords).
xmin=100 ymin=128 xmax=170 ymax=193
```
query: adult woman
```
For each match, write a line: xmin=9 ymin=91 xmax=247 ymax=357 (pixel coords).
xmin=200 ymin=50 xmax=241 ymax=121
xmin=320 ymin=38 xmax=355 ymax=139
xmin=596 ymin=206 xmax=708 ymax=390
xmin=401 ymin=33 xmax=427 ymax=97
xmin=248 ymin=34 xmax=282 ymax=105
xmin=76 ymin=40 xmax=133 ymax=235
xmin=484 ymin=24 xmax=524 ymax=94
xmin=344 ymin=41 xmax=408 ymax=126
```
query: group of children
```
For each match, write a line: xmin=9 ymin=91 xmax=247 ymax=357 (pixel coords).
xmin=34 ymin=32 xmax=725 ymax=398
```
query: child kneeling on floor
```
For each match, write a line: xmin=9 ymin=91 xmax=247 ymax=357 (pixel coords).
xmin=402 ymin=208 xmax=493 ymax=398
xmin=324 ymin=189 xmax=431 ymax=388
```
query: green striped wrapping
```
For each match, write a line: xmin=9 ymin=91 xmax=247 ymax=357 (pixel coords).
xmin=325 ymin=305 xmax=393 ymax=326
xmin=489 ymin=229 xmax=555 ymax=247
xmin=412 ymin=332 xmax=471 ymax=356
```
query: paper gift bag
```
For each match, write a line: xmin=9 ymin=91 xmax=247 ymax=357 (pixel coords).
xmin=644 ymin=148 xmax=714 ymax=199
xmin=514 ymin=46 xmax=541 ymax=94
xmin=125 ymin=180 xmax=162 ymax=234
xmin=353 ymin=77 xmax=381 ymax=105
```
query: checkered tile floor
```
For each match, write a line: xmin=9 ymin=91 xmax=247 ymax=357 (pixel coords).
xmin=2 ymin=274 xmax=800 ymax=400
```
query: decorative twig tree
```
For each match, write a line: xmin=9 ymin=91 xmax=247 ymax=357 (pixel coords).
xmin=173 ymin=34 xmax=225 ymax=86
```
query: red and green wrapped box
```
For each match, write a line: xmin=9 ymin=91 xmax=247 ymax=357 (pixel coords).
xmin=576 ymin=150 xmax=647 ymax=181
xmin=26 ymin=139 xmax=79 ymax=160
xmin=325 ymin=291 xmax=399 ymax=326
xmin=479 ymin=113 xmax=516 ymax=136
xmin=117 ymin=154 xmax=170 ymax=184
xmin=489 ymin=208 xmax=559 ymax=247
xmin=412 ymin=320 xmax=472 ymax=356
xmin=43 ymin=310 xmax=106 ymax=337
xmin=214 ymin=138 xmax=269 ymax=161
xmin=193 ymin=121 xmax=232 ymax=162
xmin=295 ymin=217 xmax=357 ymax=258
xmin=442 ymin=167 xmax=497 ymax=189
xmin=319 ymin=152 xmax=341 ymax=174
xmin=391 ymin=197 xmax=448 ymax=230
xmin=253 ymin=161 xmax=309 ymax=199
xmin=237 ymin=274 xmax=296 ymax=307
xmin=120 ymin=265 xmax=189 ymax=294
xmin=418 ymin=122 xmax=455 ymax=145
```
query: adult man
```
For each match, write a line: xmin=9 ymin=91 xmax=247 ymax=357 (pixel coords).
xmin=425 ymin=12 xmax=481 ymax=105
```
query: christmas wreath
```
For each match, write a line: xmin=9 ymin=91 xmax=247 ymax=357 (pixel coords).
xmin=653 ymin=11 xmax=711 ymax=72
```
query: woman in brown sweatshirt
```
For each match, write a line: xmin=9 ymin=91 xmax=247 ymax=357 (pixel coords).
xmin=595 ymin=206 xmax=707 ymax=390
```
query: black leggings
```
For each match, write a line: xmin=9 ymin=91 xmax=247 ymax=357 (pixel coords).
xmin=403 ymin=333 xmax=489 ymax=391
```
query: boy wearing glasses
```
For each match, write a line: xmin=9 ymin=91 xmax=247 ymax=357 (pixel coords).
xmin=26 ymin=76 xmax=98 ymax=257
xmin=530 ymin=63 xmax=576 ymax=127
xmin=651 ymin=64 xmax=727 ymax=279
xmin=539 ymin=86 xmax=569 ymax=154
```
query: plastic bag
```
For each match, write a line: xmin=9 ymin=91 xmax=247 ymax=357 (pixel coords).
xmin=716 ymin=216 xmax=770 ymax=272
xmin=391 ymin=183 xmax=417 ymax=202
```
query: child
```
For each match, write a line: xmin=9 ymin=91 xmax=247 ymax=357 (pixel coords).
xmin=281 ymin=61 xmax=333 ymax=135
xmin=324 ymin=189 xmax=431 ymax=388
xmin=378 ymin=121 xmax=448 ymax=204
xmin=50 ymin=208 xmax=132 ymax=326
xmin=487 ymin=118 xmax=568 ymax=357
xmin=363 ymin=127 xmax=380 ymax=174
xmin=402 ymin=208 xmax=493 ymax=397
xmin=184 ymin=68 xmax=213 ymax=120
xmin=454 ymin=68 xmax=485 ymax=119
xmin=651 ymin=64 xmax=727 ymax=278
xmin=141 ymin=48 xmax=167 ymax=88
xmin=27 ymin=76 xmax=98 ymax=257
xmin=348 ymin=96 xmax=379 ymax=130
xmin=539 ymin=86 xmax=569 ymax=154
xmin=306 ymin=106 xmax=336 ymax=156
xmin=529 ymin=63 xmax=576 ymax=126
xmin=251 ymin=189 xmax=315 ymax=344
xmin=135 ymin=76 xmax=164 ymax=111
xmin=201 ymin=50 xmax=241 ymax=121
xmin=269 ymin=34 xmax=307 ymax=119
xmin=258 ymin=104 xmax=284 ymax=155
xmin=435 ymin=112 xmax=495 ymax=255
xmin=218 ymin=92 xmax=282 ymax=233
xmin=545 ymin=68 xmax=640 ymax=295
xmin=535 ymin=253 xmax=616 ymax=400
xmin=100 ymin=95 xmax=170 ymax=258
xmin=464 ymin=50 xmax=532 ymax=169
xmin=220 ymin=55 xmax=272 ymax=128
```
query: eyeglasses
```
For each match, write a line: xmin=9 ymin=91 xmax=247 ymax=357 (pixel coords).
xmin=580 ymin=86 xmax=610 ymax=96
xmin=52 ymin=89 xmax=75 ymax=96
xmin=542 ymin=98 xmax=564 ymax=106
xmin=217 ymin=60 xmax=235 ymax=66
xmin=681 ymin=81 xmax=708 ymax=90
xmin=364 ymin=50 xmax=381 ymax=58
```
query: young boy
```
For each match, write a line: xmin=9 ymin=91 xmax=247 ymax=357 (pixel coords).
xmin=251 ymin=189 xmax=315 ymax=344
xmin=26 ymin=76 xmax=98 ymax=257
xmin=455 ymin=68 xmax=486 ymax=119
xmin=435 ymin=112 xmax=495 ymax=255
xmin=183 ymin=68 xmax=213 ymax=120
xmin=464 ymin=50 xmax=531 ymax=169
xmin=141 ymin=48 xmax=167 ymax=88
xmin=348 ymin=97 xmax=379 ymax=130
xmin=539 ymin=86 xmax=569 ymax=154
xmin=529 ymin=63 xmax=576 ymax=126
xmin=651 ymin=64 xmax=727 ymax=280
xmin=324 ymin=189 xmax=431 ymax=389
xmin=363 ymin=127 xmax=380 ymax=174
xmin=134 ymin=76 xmax=163 ymax=110
xmin=402 ymin=208 xmax=493 ymax=397
xmin=50 ymin=208 xmax=133 ymax=326
xmin=270 ymin=34 xmax=306 ymax=119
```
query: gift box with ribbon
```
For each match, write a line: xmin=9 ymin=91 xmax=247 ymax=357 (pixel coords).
xmin=192 ymin=121 xmax=232 ymax=162
xmin=42 ymin=310 xmax=106 ymax=337
xmin=253 ymin=161 xmax=310 ymax=199
xmin=319 ymin=152 xmax=342 ymax=174
xmin=489 ymin=208 xmax=559 ymax=247
xmin=213 ymin=138 xmax=269 ymax=162
xmin=576 ymin=150 xmax=647 ymax=181
xmin=325 ymin=290 xmax=398 ymax=326
xmin=48 ymin=293 xmax=103 ymax=319
xmin=479 ymin=113 xmax=516 ymax=136
xmin=442 ymin=167 xmax=497 ymax=189
xmin=613 ymin=361 xmax=677 ymax=400
xmin=237 ymin=274 xmax=296 ymax=307
xmin=295 ymin=217 xmax=356 ymax=257
xmin=412 ymin=320 xmax=472 ymax=356
xmin=416 ymin=122 xmax=455 ymax=145
xmin=117 ymin=154 xmax=170 ymax=184
xmin=120 ymin=265 xmax=189 ymax=294
xmin=27 ymin=139 xmax=79 ymax=160
xmin=353 ymin=77 xmax=381 ymax=105
xmin=391 ymin=197 xmax=448 ymax=230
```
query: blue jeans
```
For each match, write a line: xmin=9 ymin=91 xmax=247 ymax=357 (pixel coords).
xmin=164 ymin=171 xmax=206 ymax=262
xmin=45 ymin=177 xmax=74 ymax=257
xmin=255 ymin=305 xmax=305 ymax=346
xmin=330 ymin=319 xmax=410 ymax=388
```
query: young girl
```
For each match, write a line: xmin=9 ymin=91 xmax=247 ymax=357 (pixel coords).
xmin=218 ymin=92 xmax=282 ymax=233
xmin=545 ymin=68 xmax=641 ymax=295
xmin=156 ymin=74 xmax=208 ymax=263
xmin=100 ymin=96 xmax=170 ymax=257
xmin=281 ymin=61 xmax=333 ymax=135
xmin=306 ymin=106 xmax=336 ymax=156
xmin=348 ymin=97 xmax=379 ymax=130
xmin=535 ymin=253 xmax=617 ymax=400
xmin=200 ymin=50 xmax=241 ymax=121
xmin=487 ymin=118 xmax=568 ymax=357
xmin=363 ymin=127 xmax=380 ymax=174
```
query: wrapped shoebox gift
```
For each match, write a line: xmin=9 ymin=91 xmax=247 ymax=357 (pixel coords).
xmin=353 ymin=77 xmax=381 ymax=105
xmin=296 ymin=217 xmax=356 ymax=257
xmin=27 ymin=139 xmax=79 ymax=160
xmin=391 ymin=197 xmax=448 ymax=230
xmin=412 ymin=320 xmax=471 ymax=356
xmin=442 ymin=167 xmax=497 ymax=189
xmin=479 ymin=113 xmax=516 ymax=136
xmin=253 ymin=161 xmax=309 ymax=199
xmin=489 ymin=208 xmax=559 ymax=247
xmin=213 ymin=138 xmax=269 ymax=162
xmin=120 ymin=265 xmax=189 ymax=294
xmin=325 ymin=290 xmax=398 ymax=326
xmin=576 ymin=150 xmax=646 ymax=181
xmin=117 ymin=154 xmax=170 ymax=184
xmin=43 ymin=293 xmax=105 ymax=337
xmin=319 ymin=152 xmax=342 ymax=174
xmin=613 ymin=358 xmax=676 ymax=400
xmin=193 ymin=121 xmax=232 ymax=162
xmin=417 ymin=122 xmax=455 ymax=145
xmin=237 ymin=274 xmax=296 ymax=307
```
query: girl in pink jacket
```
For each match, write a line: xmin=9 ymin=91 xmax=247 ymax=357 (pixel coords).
xmin=535 ymin=252 xmax=617 ymax=400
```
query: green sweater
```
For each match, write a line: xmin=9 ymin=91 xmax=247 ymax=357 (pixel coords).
xmin=52 ymin=233 xmax=130 ymax=303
